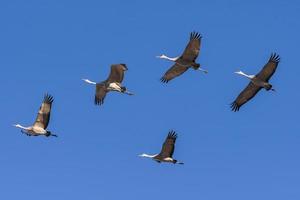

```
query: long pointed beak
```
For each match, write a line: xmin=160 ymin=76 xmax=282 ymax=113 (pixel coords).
xmin=156 ymin=56 xmax=161 ymax=58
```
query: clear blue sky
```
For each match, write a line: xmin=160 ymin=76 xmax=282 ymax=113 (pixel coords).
xmin=0 ymin=0 xmax=299 ymax=199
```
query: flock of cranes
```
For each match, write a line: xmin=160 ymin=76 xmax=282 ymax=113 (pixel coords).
xmin=13 ymin=31 xmax=280 ymax=164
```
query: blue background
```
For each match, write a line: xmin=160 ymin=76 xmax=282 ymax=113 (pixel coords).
xmin=0 ymin=0 xmax=299 ymax=199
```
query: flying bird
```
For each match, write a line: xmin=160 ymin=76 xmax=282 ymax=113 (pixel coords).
xmin=157 ymin=32 xmax=208 ymax=83
xmin=13 ymin=94 xmax=57 ymax=137
xmin=139 ymin=130 xmax=184 ymax=164
xmin=82 ymin=64 xmax=133 ymax=105
xmin=231 ymin=53 xmax=280 ymax=112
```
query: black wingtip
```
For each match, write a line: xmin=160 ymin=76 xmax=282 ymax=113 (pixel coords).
xmin=230 ymin=101 xmax=240 ymax=112
xmin=94 ymin=96 xmax=104 ymax=106
xmin=168 ymin=130 xmax=177 ymax=139
xmin=160 ymin=77 xmax=169 ymax=83
xmin=190 ymin=31 xmax=202 ymax=40
xmin=120 ymin=63 xmax=128 ymax=70
xmin=44 ymin=93 xmax=54 ymax=104
xmin=270 ymin=53 xmax=280 ymax=63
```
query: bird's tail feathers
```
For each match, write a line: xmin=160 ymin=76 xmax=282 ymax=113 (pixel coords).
xmin=265 ymin=84 xmax=273 ymax=91
xmin=173 ymin=159 xmax=184 ymax=165
xmin=121 ymin=87 xmax=134 ymax=95
xmin=46 ymin=131 xmax=58 ymax=137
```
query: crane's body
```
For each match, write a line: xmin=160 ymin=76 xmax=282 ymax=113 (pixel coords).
xmin=235 ymin=71 xmax=274 ymax=91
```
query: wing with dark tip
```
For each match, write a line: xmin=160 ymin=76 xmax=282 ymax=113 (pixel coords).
xmin=95 ymin=83 xmax=107 ymax=105
xmin=158 ymin=131 xmax=177 ymax=158
xmin=181 ymin=32 xmax=201 ymax=62
xmin=106 ymin=64 xmax=128 ymax=84
xmin=256 ymin=53 xmax=280 ymax=82
xmin=33 ymin=94 xmax=53 ymax=129
xmin=231 ymin=82 xmax=262 ymax=112
xmin=161 ymin=63 xmax=189 ymax=83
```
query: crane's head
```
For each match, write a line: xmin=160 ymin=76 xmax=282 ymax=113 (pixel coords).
xmin=234 ymin=70 xmax=244 ymax=75
xmin=156 ymin=54 xmax=167 ymax=59
xmin=13 ymin=124 xmax=22 ymax=128
xmin=234 ymin=71 xmax=255 ymax=79
xmin=82 ymin=79 xmax=96 ymax=85
xmin=138 ymin=153 xmax=157 ymax=158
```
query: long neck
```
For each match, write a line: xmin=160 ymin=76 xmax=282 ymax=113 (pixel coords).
xmin=15 ymin=124 xmax=30 ymax=130
xmin=82 ymin=79 xmax=97 ymax=85
xmin=141 ymin=153 xmax=157 ymax=158
xmin=237 ymin=71 xmax=254 ymax=79
xmin=161 ymin=55 xmax=179 ymax=62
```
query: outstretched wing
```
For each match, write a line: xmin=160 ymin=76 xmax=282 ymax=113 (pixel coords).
xmin=231 ymin=82 xmax=262 ymax=112
xmin=95 ymin=83 xmax=107 ymax=105
xmin=106 ymin=64 xmax=128 ymax=84
xmin=181 ymin=32 xmax=201 ymax=62
xmin=33 ymin=94 xmax=53 ymax=129
xmin=158 ymin=130 xmax=177 ymax=158
xmin=160 ymin=63 xmax=189 ymax=83
xmin=256 ymin=53 xmax=280 ymax=82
